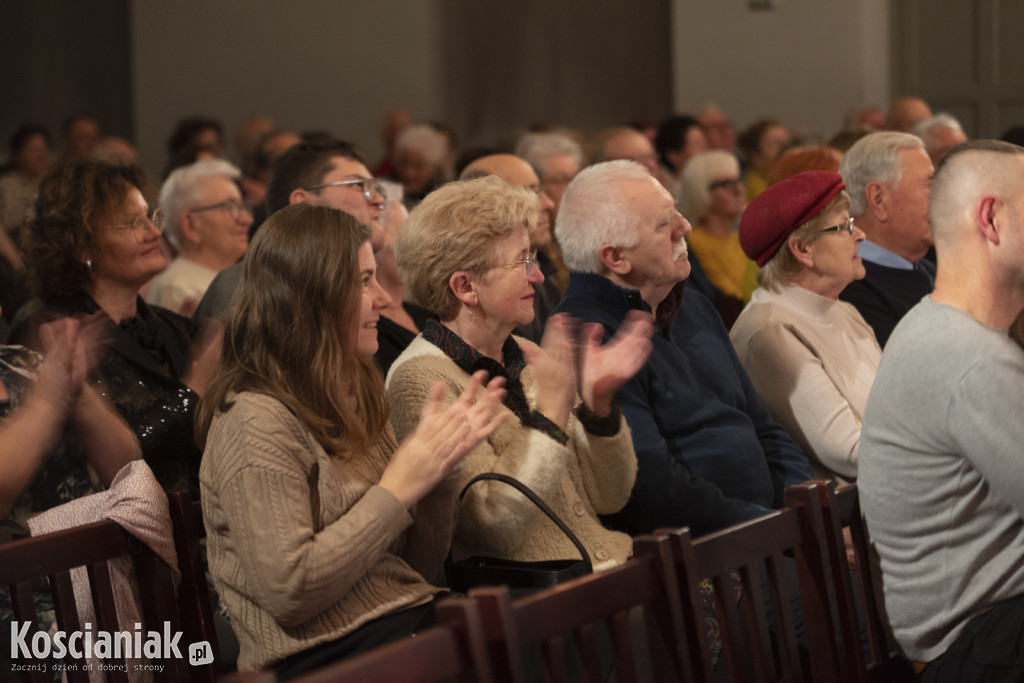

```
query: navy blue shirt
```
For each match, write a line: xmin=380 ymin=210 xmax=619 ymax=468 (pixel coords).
xmin=554 ymin=273 xmax=812 ymax=537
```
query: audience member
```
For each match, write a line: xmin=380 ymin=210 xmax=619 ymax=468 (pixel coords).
xmin=843 ymin=106 xmax=886 ymax=133
xmin=392 ymin=123 xmax=448 ymax=207
xmin=913 ymin=113 xmax=968 ymax=165
xmin=679 ymin=151 xmax=754 ymax=304
xmin=372 ymin=109 xmax=413 ymax=177
xmin=12 ymin=159 xmax=221 ymax=494
xmin=553 ymin=160 xmax=811 ymax=537
xmin=514 ymin=131 xmax=582 ymax=291
xmin=147 ymin=159 xmax=252 ymax=315
xmin=859 ymin=140 xmax=1024 ymax=680
xmin=60 ymin=115 xmax=100 ymax=160
xmin=697 ymin=104 xmax=737 ymax=153
xmin=590 ymin=126 xmax=659 ymax=177
xmin=887 ymin=96 xmax=932 ymax=133
xmin=837 ymin=132 xmax=935 ymax=346
xmin=738 ymin=118 xmax=790 ymax=201
xmin=459 ymin=154 xmax=560 ymax=341
xmin=91 ymin=137 xmax=138 ymax=165
xmin=388 ymin=175 xmax=649 ymax=571
xmin=0 ymin=316 xmax=139 ymax=650
xmin=0 ymin=124 xmax=52 ymax=237
xmin=654 ymin=115 xmax=709 ymax=199
xmin=163 ymin=116 xmax=226 ymax=178
xmin=730 ymin=171 xmax=879 ymax=481
xmin=372 ymin=180 xmax=432 ymax=350
xmin=767 ymin=144 xmax=842 ymax=186
xmin=196 ymin=203 xmax=505 ymax=677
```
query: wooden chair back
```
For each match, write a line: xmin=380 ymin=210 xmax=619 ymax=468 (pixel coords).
xmin=786 ymin=481 xmax=918 ymax=683
xmin=465 ymin=534 xmax=688 ymax=683
xmin=657 ymin=487 xmax=848 ymax=683
xmin=167 ymin=490 xmax=220 ymax=681
xmin=0 ymin=519 xmax=190 ymax=683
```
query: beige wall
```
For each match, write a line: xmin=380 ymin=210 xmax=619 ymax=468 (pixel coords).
xmin=670 ymin=0 xmax=890 ymax=140
xmin=131 ymin=0 xmax=442 ymax=176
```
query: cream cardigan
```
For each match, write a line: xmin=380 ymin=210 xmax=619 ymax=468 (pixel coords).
xmin=386 ymin=335 xmax=637 ymax=574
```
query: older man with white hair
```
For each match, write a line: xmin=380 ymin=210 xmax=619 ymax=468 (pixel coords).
xmin=147 ymin=159 xmax=251 ymax=315
xmin=837 ymin=132 xmax=935 ymax=346
xmin=860 ymin=140 xmax=1024 ymax=680
xmin=553 ymin=160 xmax=811 ymax=536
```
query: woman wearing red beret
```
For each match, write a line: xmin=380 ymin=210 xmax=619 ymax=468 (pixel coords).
xmin=729 ymin=171 xmax=881 ymax=482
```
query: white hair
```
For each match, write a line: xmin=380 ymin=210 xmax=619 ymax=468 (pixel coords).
xmin=838 ymin=132 xmax=925 ymax=216
xmin=514 ymin=132 xmax=583 ymax=178
xmin=913 ymin=113 xmax=964 ymax=142
xmin=159 ymin=159 xmax=240 ymax=249
xmin=555 ymin=160 xmax=652 ymax=274
xmin=394 ymin=124 xmax=447 ymax=166
xmin=678 ymin=151 xmax=741 ymax=224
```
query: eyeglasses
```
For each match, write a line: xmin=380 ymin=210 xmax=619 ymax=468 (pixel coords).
xmin=187 ymin=198 xmax=253 ymax=224
xmin=708 ymin=178 xmax=744 ymax=192
xmin=306 ymin=177 xmax=386 ymax=205
xmin=110 ymin=209 xmax=163 ymax=241
xmin=821 ymin=217 xmax=855 ymax=236
xmin=491 ymin=251 xmax=538 ymax=277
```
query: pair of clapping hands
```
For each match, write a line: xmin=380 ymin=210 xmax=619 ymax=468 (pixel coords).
xmin=381 ymin=311 xmax=653 ymax=509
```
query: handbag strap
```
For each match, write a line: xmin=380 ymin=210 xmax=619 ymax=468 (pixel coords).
xmin=452 ymin=472 xmax=593 ymax=572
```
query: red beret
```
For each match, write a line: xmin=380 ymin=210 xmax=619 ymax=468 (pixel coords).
xmin=739 ymin=171 xmax=846 ymax=266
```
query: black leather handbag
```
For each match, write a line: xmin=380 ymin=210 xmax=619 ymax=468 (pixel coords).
xmin=444 ymin=472 xmax=593 ymax=593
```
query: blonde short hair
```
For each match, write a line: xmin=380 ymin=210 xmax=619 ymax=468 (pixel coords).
xmin=397 ymin=175 xmax=539 ymax=321
xmin=758 ymin=191 xmax=851 ymax=292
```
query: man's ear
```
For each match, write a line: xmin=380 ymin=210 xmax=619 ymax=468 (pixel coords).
xmin=865 ymin=180 xmax=889 ymax=222
xmin=448 ymin=270 xmax=478 ymax=308
xmin=976 ymin=195 xmax=1001 ymax=246
xmin=180 ymin=213 xmax=201 ymax=245
xmin=289 ymin=188 xmax=311 ymax=206
xmin=599 ymin=244 xmax=631 ymax=276
xmin=787 ymin=233 xmax=815 ymax=269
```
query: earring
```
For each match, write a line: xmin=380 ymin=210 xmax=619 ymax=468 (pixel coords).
xmin=469 ymin=308 xmax=478 ymax=324
xmin=85 ymin=259 xmax=92 ymax=269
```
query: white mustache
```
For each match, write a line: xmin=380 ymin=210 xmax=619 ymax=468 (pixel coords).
xmin=672 ymin=238 xmax=689 ymax=262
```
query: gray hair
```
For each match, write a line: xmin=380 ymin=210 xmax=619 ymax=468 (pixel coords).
xmin=678 ymin=151 xmax=741 ymax=224
xmin=159 ymin=159 xmax=241 ymax=249
xmin=838 ymin=132 xmax=925 ymax=216
xmin=555 ymin=160 xmax=652 ymax=274
xmin=515 ymin=132 xmax=583 ymax=179
xmin=394 ymin=124 xmax=447 ymax=166
xmin=913 ymin=113 xmax=964 ymax=141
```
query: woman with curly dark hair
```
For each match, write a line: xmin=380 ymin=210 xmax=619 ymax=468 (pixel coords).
xmin=10 ymin=158 xmax=221 ymax=494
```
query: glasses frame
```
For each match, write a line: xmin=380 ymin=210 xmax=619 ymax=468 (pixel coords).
xmin=110 ymin=209 xmax=164 ymax=242
xmin=306 ymin=177 xmax=386 ymax=205
xmin=490 ymin=250 xmax=539 ymax=278
xmin=821 ymin=216 xmax=855 ymax=236
xmin=708 ymin=178 xmax=744 ymax=192
xmin=187 ymin=198 xmax=253 ymax=224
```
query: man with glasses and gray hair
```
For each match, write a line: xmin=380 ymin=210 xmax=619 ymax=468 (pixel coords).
xmin=837 ymin=131 xmax=935 ymax=346
xmin=147 ymin=159 xmax=252 ymax=315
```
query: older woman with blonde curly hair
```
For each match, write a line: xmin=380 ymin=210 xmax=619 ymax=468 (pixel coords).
xmin=729 ymin=171 xmax=880 ymax=481
xmin=387 ymin=175 xmax=653 ymax=575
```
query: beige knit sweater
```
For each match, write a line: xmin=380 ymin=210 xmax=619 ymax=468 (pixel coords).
xmin=387 ymin=336 xmax=637 ymax=575
xmin=199 ymin=392 xmax=440 ymax=672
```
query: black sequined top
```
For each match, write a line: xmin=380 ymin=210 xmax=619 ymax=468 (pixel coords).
xmin=10 ymin=290 xmax=201 ymax=495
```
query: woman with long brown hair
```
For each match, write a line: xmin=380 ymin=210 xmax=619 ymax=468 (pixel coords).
xmin=196 ymin=203 xmax=506 ymax=678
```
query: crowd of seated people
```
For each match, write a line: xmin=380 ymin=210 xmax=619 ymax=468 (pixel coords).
xmin=6 ymin=97 xmax=1024 ymax=682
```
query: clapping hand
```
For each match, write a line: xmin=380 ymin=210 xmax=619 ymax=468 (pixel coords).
xmin=380 ymin=371 xmax=507 ymax=508
xmin=579 ymin=310 xmax=653 ymax=416
xmin=520 ymin=314 xmax=579 ymax=429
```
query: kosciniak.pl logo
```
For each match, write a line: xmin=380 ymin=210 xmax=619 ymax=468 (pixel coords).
xmin=9 ymin=621 xmax=210 ymax=670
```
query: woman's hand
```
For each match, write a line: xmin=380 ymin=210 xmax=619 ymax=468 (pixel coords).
xmin=34 ymin=318 xmax=87 ymax=420
xmin=520 ymin=313 xmax=578 ymax=429
xmin=380 ymin=371 xmax=507 ymax=508
xmin=580 ymin=310 xmax=653 ymax=416
xmin=182 ymin=318 xmax=223 ymax=397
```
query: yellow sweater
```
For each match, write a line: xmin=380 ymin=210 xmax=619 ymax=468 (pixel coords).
xmin=687 ymin=228 xmax=756 ymax=301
